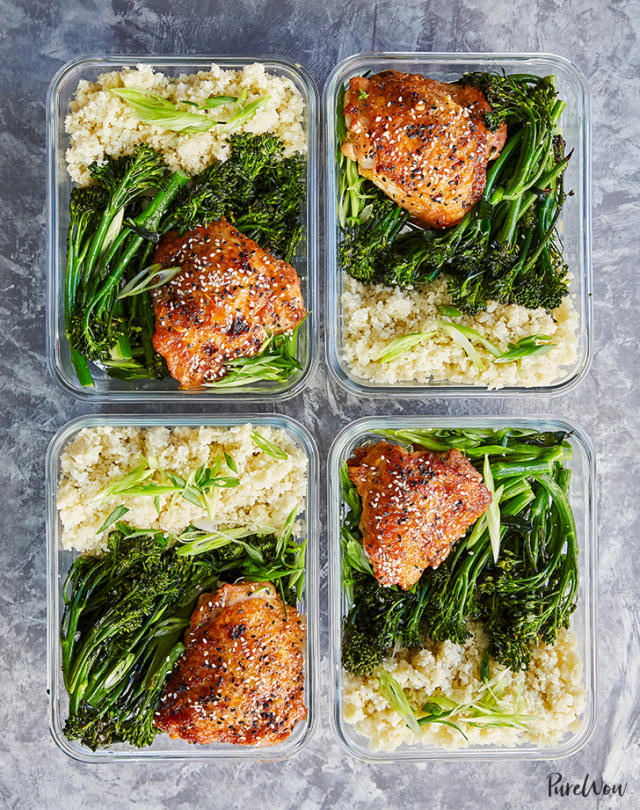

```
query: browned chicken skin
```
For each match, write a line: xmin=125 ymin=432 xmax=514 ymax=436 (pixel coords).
xmin=347 ymin=441 xmax=492 ymax=590
xmin=155 ymin=581 xmax=306 ymax=746
xmin=341 ymin=71 xmax=507 ymax=229
xmin=151 ymin=219 xmax=306 ymax=388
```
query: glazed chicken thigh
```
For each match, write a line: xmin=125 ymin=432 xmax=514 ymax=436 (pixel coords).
xmin=341 ymin=70 xmax=507 ymax=229
xmin=347 ymin=441 xmax=491 ymax=590
xmin=151 ymin=219 xmax=306 ymax=387
xmin=155 ymin=582 xmax=306 ymax=746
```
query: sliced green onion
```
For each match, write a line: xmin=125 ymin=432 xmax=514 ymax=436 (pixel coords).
xmin=377 ymin=321 xmax=556 ymax=369
xmin=224 ymin=451 xmax=237 ymax=473
xmin=176 ymin=525 xmax=257 ymax=557
xmin=436 ymin=320 xmax=502 ymax=357
xmin=377 ymin=672 xmax=421 ymax=734
xmin=204 ymin=319 xmax=305 ymax=387
xmin=118 ymin=263 xmax=181 ymax=299
xmin=487 ymin=483 xmax=505 ymax=563
xmin=422 ymin=696 xmax=456 ymax=714
xmin=373 ymin=331 xmax=435 ymax=363
xmin=438 ymin=322 xmax=484 ymax=369
xmin=416 ymin=714 xmax=469 ymax=738
xmin=100 ymin=206 xmax=125 ymax=256
xmin=251 ymin=430 xmax=288 ymax=460
xmin=359 ymin=202 xmax=374 ymax=223
xmin=96 ymin=505 xmax=129 ymax=534
xmin=466 ymin=513 xmax=486 ymax=548
xmin=201 ymin=95 xmax=237 ymax=108
xmin=436 ymin=304 xmax=464 ymax=318
xmin=344 ymin=538 xmax=373 ymax=575
xmin=483 ymin=455 xmax=502 ymax=562
xmin=493 ymin=335 xmax=556 ymax=363
xmin=275 ymin=508 xmax=297 ymax=558
xmin=222 ymin=95 xmax=271 ymax=131
xmin=92 ymin=464 xmax=154 ymax=503
xmin=110 ymin=88 xmax=215 ymax=133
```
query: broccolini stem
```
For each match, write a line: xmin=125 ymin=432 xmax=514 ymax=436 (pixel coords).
xmin=516 ymin=152 xmax=571 ymax=223
xmin=525 ymin=486 xmax=548 ymax=571
xmin=520 ymin=205 xmax=563 ymax=275
xmin=484 ymin=128 xmax=524 ymax=202
xmin=82 ymin=171 xmax=189 ymax=332
xmin=496 ymin=195 xmax=522 ymax=245
xmin=503 ymin=121 xmax=538 ymax=200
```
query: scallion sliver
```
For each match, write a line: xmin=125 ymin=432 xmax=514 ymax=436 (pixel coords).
xmin=118 ymin=263 xmax=181 ymax=299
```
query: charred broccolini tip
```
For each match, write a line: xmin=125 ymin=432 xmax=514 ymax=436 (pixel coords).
xmin=170 ymin=132 xmax=304 ymax=262
xmin=341 ymin=574 xmax=430 ymax=676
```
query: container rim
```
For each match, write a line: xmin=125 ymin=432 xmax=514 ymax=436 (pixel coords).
xmin=323 ymin=50 xmax=592 ymax=398
xmin=46 ymin=412 xmax=319 ymax=762
xmin=327 ymin=414 xmax=597 ymax=762
xmin=46 ymin=54 xmax=319 ymax=401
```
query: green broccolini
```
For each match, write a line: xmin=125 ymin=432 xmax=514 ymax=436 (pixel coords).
xmin=169 ymin=133 xmax=305 ymax=262
xmin=66 ymin=145 xmax=188 ymax=384
xmin=61 ymin=530 xmax=213 ymax=750
xmin=341 ymin=573 xmax=430 ymax=677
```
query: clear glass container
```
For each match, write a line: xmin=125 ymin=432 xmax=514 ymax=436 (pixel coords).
xmin=46 ymin=56 xmax=318 ymax=400
xmin=46 ymin=414 xmax=319 ymax=762
xmin=324 ymin=52 xmax=592 ymax=397
xmin=328 ymin=415 xmax=597 ymax=761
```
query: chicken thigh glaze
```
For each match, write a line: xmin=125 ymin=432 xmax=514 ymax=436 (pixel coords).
xmin=151 ymin=219 xmax=306 ymax=388
xmin=347 ymin=441 xmax=492 ymax=590
xmin=155 ymin=582 xmax=306 ymax=746
xmin=341 ymin=71 xmax=507 ymax=229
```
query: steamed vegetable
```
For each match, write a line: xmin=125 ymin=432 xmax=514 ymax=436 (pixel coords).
xmin=65 ymin=145 xmax=183 ymax=385
xmin=337 ymin=72 xmax=571 ymax=315
xmin=340 ymin=428 xmax=579 ymax=675
xmin=169 ymin=132 xmax=304 ymax=262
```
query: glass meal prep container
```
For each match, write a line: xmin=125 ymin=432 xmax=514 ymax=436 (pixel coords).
xmin=324 ymin=52 xmax=592 ymax=397
xmin=46 ymin=55 xmax=318 ymax=401
xmin=46 ymin=414 xmax=319 ymax=762
xmin=328 ymin=415 xmax=597 ymax=762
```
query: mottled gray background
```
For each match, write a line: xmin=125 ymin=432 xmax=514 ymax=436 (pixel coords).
xmin=1 ymin=0 xmax=638 ymax=808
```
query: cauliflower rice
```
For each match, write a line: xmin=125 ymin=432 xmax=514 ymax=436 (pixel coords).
xmin=343 ymin=623 xmax=585 ymax=751
xmin=57 ymin=424 xmax=307 ymax=555
xmin=65 ymin=63 xmax=306 ymax=185
xmin=341 ymin=275 xmax=579 ymax=389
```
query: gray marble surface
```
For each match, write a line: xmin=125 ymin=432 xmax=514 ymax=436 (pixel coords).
xmin=1 ymin=0 xmax=638 ymax=807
